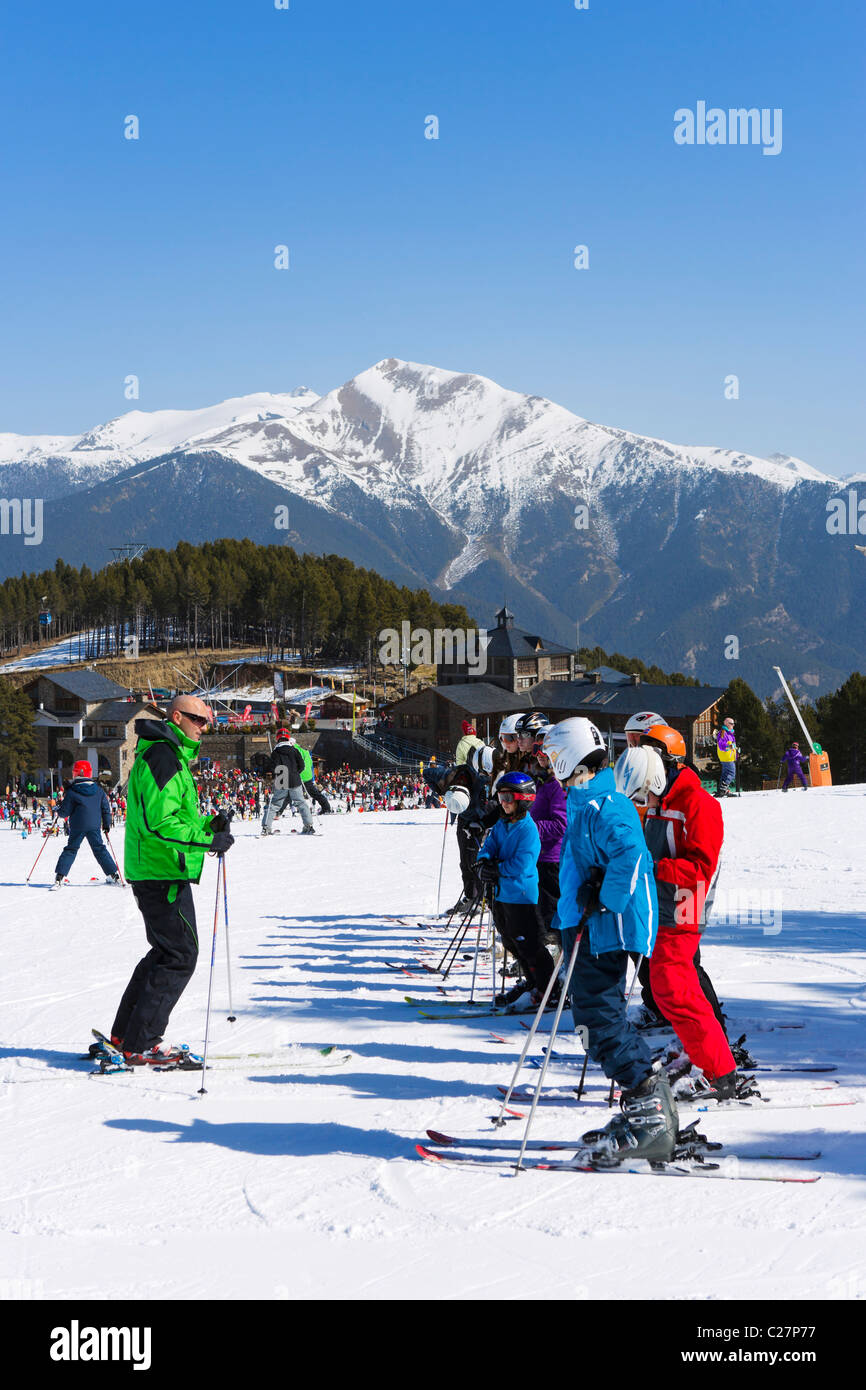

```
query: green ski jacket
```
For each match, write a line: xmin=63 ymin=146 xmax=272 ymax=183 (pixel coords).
xmin=124 ymin=719 xmax=215 ymax=882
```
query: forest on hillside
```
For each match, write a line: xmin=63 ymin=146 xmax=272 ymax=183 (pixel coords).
xmin=0 ymin=539 xmax=474 ymax=663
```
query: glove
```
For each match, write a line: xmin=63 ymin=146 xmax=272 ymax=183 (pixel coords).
xmin=209 ymin=831 xmax=235 ymax=855
xmin=578 ymin=867 xmax=605 ymax=916
xmin=477 ymin=859 xmax=499 ymax=887
xmin=208 ymin=810 xmax=234 ymax=834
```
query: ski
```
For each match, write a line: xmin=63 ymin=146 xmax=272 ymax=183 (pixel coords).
xmin=498 ymin=1083 xmax=858 ymax=1115
xmin=211 ymin=1052 xmax=352 ymax=1071
xmin=540 ymin=1046 xmax=837 ymax=1075
xmin=417 ymin=1008 xmax=506 ymax=1020
xmin=404 ymin=995 xmax=488 ymax=1008
xmin=424 ymin=1129 xmax=822 ymax=1161
xmin=415 ymin=1145 xmax=822 ymax=1182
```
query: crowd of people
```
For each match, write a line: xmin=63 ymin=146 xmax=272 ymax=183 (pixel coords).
xmin=422 ymin=707 xmax=770 ymax=1168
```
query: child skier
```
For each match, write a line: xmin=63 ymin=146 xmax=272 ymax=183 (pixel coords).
xmin=541 ymin=717 xmax=677 ymax=1166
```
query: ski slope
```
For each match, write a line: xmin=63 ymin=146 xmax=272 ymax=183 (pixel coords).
xmin=1 ymin=787 xmax=864 ymax=1301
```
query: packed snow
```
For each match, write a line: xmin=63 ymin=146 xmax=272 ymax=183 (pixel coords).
xmin=2 ymin=786 xmax=864 ymax=1300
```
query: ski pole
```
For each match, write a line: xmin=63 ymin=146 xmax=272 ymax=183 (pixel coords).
xmin=104 ymin=830 xmax=125 ymax=886
xmin=575 ymin=1046 xmax=590 ymax=1102
xmin=514 ymin=927 xmax=585 ymax=1170
xmin=468 ymin=895 xmax=489 ymax=1004
xmin=607 ymin=953 xmax=644 ymax=1107
xmin=436 ymin=896 xmax=478 ymax=973
xmin=222 ymin=853 xmax=236 ymax=1023
xmin=439 ymin=899 xmax=480 ymax=980
xmin=434 ymin=807 xmax=449 ymax=916
xmin=198 ymin=856 xmax=224 ymax=1096
xmin=25 ymin=831 xmax=51 ymax=883
xmin=493 ymin=945 xmax=564 ymax=1127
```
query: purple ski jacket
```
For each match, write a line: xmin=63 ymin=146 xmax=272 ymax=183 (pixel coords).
xmin=784 ymin=746 xmax=807 ymax=771
xmin=530 ymin=775 xmax=567 ymax=863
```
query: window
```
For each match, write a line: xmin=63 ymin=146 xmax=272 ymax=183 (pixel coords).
xmin=516 ymin=659 xmax=537 ymax=675
xmin=516 ymin=676 xmax=535 ymax=690
xmin=549 ymin=656 xmax=569 ymax=674
xmin=100 ymin=726 xmax=118 ymax=737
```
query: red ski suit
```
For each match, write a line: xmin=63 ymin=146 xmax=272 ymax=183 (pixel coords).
xmin=644 ymin=766 xmax=735 ymax=1081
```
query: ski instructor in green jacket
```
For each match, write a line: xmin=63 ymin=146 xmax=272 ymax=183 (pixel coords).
xmin=110 ymin=695 xmax=234 ymax=1065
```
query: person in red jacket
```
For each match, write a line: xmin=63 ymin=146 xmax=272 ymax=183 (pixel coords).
xmin=639 ymin=725 xmax=741 ymax=1100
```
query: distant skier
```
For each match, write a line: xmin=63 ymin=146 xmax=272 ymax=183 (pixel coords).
xmin=51 ymin=761 xmax=119 ymax=889
xmin=455 ymin=719 xmax=484 ymax=766
xmin=782 ymin=742 xmax=809 ymax=792
xmin=298 ymin=744 xmax=331 ymax=814
xmin=713 ymin=718 xmax=738 ymax=796
xmin=261 ymin=730 xmax=316 ymax=834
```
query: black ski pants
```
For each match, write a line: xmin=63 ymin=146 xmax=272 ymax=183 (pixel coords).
xmin=537 ymin=860 xmax=561 ymax=943
xmin=492 ymin=899 xmax=554 ymax=992
xmin=112 ymin=881 xmax=199 ymax=1054
xmin=456 ymin=823 xmax=482 ymax=901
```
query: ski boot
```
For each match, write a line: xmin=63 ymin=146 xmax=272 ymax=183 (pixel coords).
xmin=579 ymin=1065 xmax=679 ymax=1168
xmin=730 ymin=1033 xmax=758 ymax=1069
xmin=631 ymin=1005 xmax=670 ymax=1033
xmin=123 ymin=1041 xmax=204 ymax=1070
xmin=672 ymin=1068 xmax=760 ymax=1104
xmin=105 ymin=873 xmax=122 ymax=885
xmin=50 ymin=877 xmax=63 ymax=891
xmin=495 ymin=979 xmax=528 ymax=1008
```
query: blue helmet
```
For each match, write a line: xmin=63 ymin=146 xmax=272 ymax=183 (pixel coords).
xmin=496 ymin=770 xmax=536 ymax=802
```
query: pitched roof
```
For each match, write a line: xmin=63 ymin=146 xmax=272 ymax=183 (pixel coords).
xmin=85 ymin=701 xmax=161 ymax=723
xmin=482 ymin=624 xmax=575 ymax=660
xmin=431 ymin=683 xmax=532 ymax=715
xmin=27 ymin=670 xmax=131 ymax=701
xmin=530 ymin=680 xmax=726 ymax=719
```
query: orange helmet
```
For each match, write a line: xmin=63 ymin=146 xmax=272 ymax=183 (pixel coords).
xmin=640 ymin=723 xmax=686 ymax=760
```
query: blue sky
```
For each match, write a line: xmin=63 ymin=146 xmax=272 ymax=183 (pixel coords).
xmin=1 ymin=0 xmax=862 ymax=474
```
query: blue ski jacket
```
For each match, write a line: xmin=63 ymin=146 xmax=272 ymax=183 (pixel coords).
xmin=476 ymin=813 xmax=540 ymax=904
xmin=56 ymin=779 xmax=112 ymax=835
xmin=552 ymin=767 xmax=657 ymax=957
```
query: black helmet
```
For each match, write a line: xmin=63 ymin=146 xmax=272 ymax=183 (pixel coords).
xmin=515 ymin=712 xmax=551 ymax=736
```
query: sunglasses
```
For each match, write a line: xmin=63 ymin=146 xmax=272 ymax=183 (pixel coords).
xmin=501 ymin=734 xmax=518 ymax=743
xmin=183 ymin=713 xmax=210 ymax=727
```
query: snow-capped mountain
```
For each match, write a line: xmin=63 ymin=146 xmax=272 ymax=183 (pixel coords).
xmin=1 ymin=359 xmax=860 ymax=696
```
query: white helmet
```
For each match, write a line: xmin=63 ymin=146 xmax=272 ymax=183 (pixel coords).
xmin=468 ymin=743 xmax=494 ymax=776
xmin=624 ymin=711 xmax=664 ymax=734
xmin=540 ymin=718 xmax=607 ymax=783
xmin=499 ymin=713 xmax=526 ymax=745
xmin=444 ymin=785 xmax=470 ymax=815
xmin=614 ymin=746 xmax=666 ymax=804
